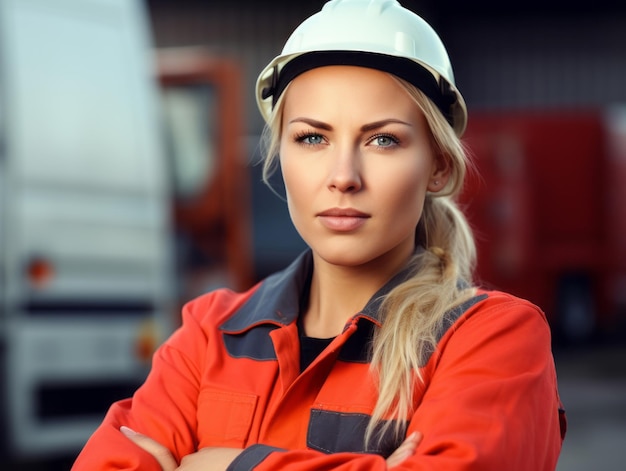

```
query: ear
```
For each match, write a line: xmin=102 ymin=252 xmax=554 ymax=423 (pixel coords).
xmin=427 ymin=154 xmax=452 ymax=193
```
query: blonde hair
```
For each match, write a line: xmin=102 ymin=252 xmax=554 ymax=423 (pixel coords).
xmin=261 ymin=76 xmax=477 ymax=447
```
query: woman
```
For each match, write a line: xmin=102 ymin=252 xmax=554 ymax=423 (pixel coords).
xmin=72 ymin=1 xmax=566 ymax=469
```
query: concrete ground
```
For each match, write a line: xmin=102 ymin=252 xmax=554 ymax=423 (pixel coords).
xmin=554 ymin=344 xmax=626 ymax=471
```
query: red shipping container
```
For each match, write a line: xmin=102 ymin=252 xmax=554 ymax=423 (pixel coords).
xmin=461 ymin=110 xmax=617 ymax=341
xmin=604 ymin=108 xmax=626 ymax=325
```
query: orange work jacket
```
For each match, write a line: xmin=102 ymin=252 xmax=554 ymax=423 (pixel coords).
xmin=72 ymin=250 xmax=566 ymax=470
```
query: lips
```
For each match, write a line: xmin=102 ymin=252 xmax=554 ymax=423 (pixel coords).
xmin=316 ymin=208 xmax=370 ymax=232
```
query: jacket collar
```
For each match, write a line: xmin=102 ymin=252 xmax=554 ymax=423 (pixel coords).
xmin=220 ymin=249 xmax=416 ymax=333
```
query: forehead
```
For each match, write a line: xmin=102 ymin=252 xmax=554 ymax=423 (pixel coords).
xmin=284 ymin=65 xmax=401 ymax=98
xmin=282 ymin=65 xmax=420 ymax=118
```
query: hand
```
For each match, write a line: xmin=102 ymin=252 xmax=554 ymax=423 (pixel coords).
xmin=120 ymin=426 xmax=242 ymax=471
xmin=385 ymin=431 xmax=422 ymax=469
xmin=120 ymin=426 xmax=178 ymax=471
xmin=120 ymin=425 xmax=417 ymax=470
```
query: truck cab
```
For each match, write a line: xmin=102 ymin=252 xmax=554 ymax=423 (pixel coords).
xmin=0 ymin=0 xmax=174 ymax=460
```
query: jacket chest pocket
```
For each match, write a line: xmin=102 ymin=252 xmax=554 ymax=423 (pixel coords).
xmin=307 ymin=408 xmax=403 ymax=457
xmin=197 ymin=388 xmax=258 ymax=448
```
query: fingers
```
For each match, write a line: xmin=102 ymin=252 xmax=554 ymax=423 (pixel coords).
xmin=385 ymin=431 xmax=423 ymax=469
xmin=120 ymin=426 xmax=179 ymax=471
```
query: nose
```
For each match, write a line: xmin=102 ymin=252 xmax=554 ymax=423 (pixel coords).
xmin=327 ymin=146 xmax=362 ymax=193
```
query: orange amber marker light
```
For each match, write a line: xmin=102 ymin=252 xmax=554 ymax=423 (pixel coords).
xmin=135 ymin=320 xmax=158 ymax=363
xmin=27 ymin=257 xmax=55 ymax=288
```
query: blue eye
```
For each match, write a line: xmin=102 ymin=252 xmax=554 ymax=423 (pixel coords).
xmin=295 ymin=132 xmax=324 ymax=146
xmin=303 ymin=134 xmax=323 ymax=145
xmin=371 ymin=134 xmax=399 ymax=148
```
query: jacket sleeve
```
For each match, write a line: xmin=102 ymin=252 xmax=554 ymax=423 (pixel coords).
xmin=228 ymin=294 xmax=565 ymax=471
xmin=71 ymin=298 xmax=211 ymax=470
xmin=399 ymin=294 xmax=565 ymax=470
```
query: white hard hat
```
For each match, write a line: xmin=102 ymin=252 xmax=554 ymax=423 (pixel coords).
xmin=256 ymin=0 xmax=467 ymax=136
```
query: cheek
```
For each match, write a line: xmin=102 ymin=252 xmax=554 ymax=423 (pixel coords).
xmin=281 ymin=158 xmax=301 ymax=197
xmin=382 ymin=160 xmax=430 ymax=201
xmin=379 ymin=166 xmax=430 ymax=225
xmin=281 ymin=148 xmax=326 ymax=200
xmin=280 ymin=156 xmax=312 ymax=218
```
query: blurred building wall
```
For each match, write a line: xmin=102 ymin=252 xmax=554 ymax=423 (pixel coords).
xmin=146 ymin=1 xmax=626 ymax=134
xmin=448 ymin=16 xmax=626 ymax=110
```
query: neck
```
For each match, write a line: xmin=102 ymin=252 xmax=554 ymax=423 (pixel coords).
xmin=302 ymin=250 xmax=412 ymax=338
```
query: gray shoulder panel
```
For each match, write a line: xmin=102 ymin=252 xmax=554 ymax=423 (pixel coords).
xmin=420 ymin=293 xmax=489 ymax=366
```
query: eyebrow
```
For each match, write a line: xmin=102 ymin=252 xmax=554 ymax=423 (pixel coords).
xmin=288 ymin=117 xmax=412 ymax=132
xmin=288 ymin=117 xmax=333 ymax=130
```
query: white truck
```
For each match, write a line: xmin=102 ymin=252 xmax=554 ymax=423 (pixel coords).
xmin=0 ymin=0 xmax=174 ymax=460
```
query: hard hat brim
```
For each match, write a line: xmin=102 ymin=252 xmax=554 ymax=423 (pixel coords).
xmin=256 ymin=50 xmax=467 ymax=136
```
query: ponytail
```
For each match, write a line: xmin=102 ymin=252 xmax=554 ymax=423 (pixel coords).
xmin=365 ymin=80 xmax=477 ymax=446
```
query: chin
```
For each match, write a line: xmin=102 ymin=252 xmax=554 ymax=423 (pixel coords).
xmin=312 ymin=243 xmax=387 ymax=269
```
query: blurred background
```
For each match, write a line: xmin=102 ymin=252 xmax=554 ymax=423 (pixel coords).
xmin=0 ymin=0 xmax=624 ymax=469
